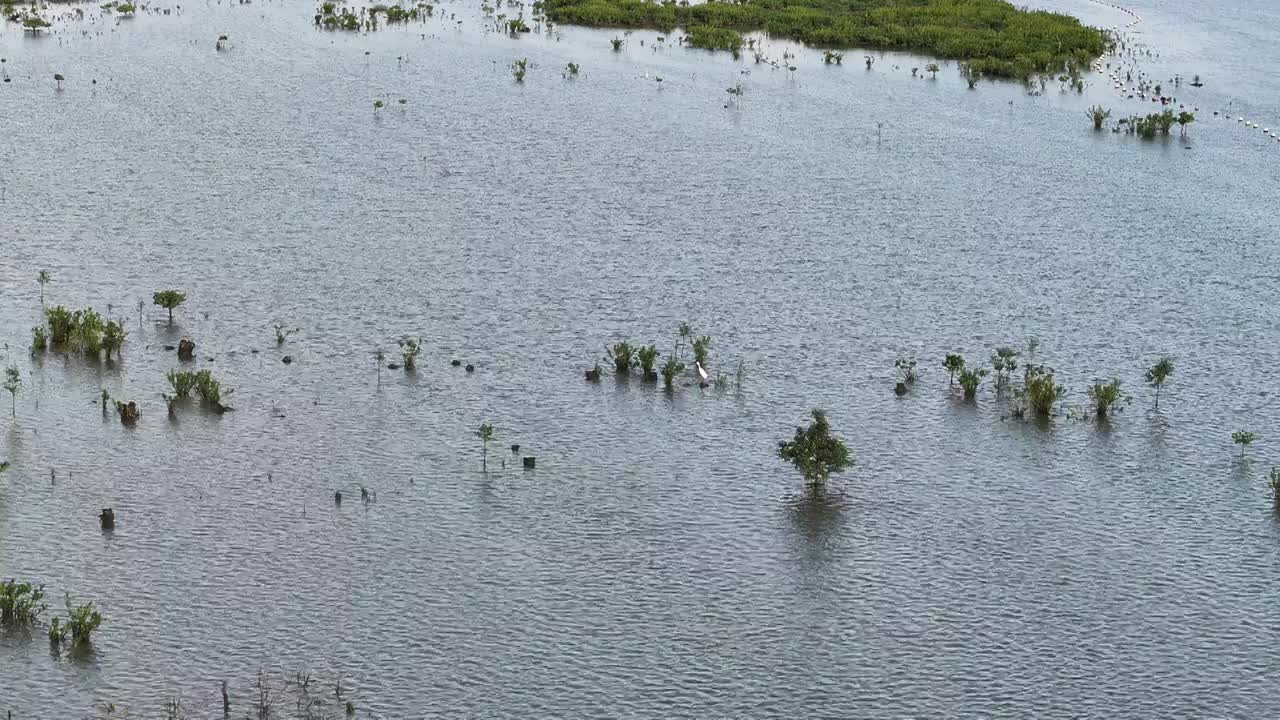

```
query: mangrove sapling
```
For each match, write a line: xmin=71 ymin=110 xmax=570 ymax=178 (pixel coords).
xmin=31 ymin=326 xmax=47 ymax=353
xmin=661 ymin=355 xmax=684 ymax=391
xmin=1269 ymin=467 xmax=1280 ymax=508
xmin=274 ymin=325 xmax=298 ymax=346
xmin=958 ymin=367 xmax=988 ymax=400
xmin=895 ymin=356 xmax=918 ymax=384
xmin=734 ymin=359 xmax=747 ymax=389
xmin=1087 ymin=379 xmax=1127 ymax=417
xmin=585 ymin=360 xmax=603 ymax=383
xmin=637 ymin=345 xmax=659 ymax=381
xmin=167 ymin=370 xmax=198 ymax=398
xmin=36 ymin=269 xmax=50 ymax=306
xmin=374 ymin=99 xmax=385 ymax=113
xmin=926 ymin=62 xmax=940 ymax=78
xmin=62 ymin=593 xmax=103 ymax=649
xmin=152 ymin=290 xmax=186 ymax=324
xmin=691 ymin=336 xmax=712 ymax=366
xmin=610 ymin=37 xmax=623 ymax=51
xmin=1233 ymin=430 xmax=1255 ymax=458
xmin=398 ymin=337 xmax=421 ymax=370
xmin=942 ymin=354 xmax=965 ymax=385
xmin=1088 ymin=105 xmax=1111 ymax=130
xmin=1146 ymin=357 xmax=1174 ymax=409
xmin=777 ymin=409 xmax=852 ymax=491
xmin=566 ymin=62 xmax=579 ymax=75
xmin=3 ymin=366 xmax=20 ymax=418
xmin=512 ymin=58 xmax=528 ymax=82
xmin=477 ymin=423 xmax=495 ymax=471
xmin=607 ymin=341 xmax=638 ymax=375
xmin=1014 ymin=366 xmax=1063 ymax=418
xmin=991 ymin=347 xmax=1019 ymax=388
xmin=194 ymin=370 xmax=233 ymax=411
xmin=373 ymin=348 xmax=385 ymax=387
xmin=822 ymin=50 xmax=843 ymax=65
xmin=0 ymin=579 xmax=46 ymax=626
xmin=1177 ymin=111 xmax=1195 ymax=138
xmin=102 ymin=319 xmax=127 ymax=360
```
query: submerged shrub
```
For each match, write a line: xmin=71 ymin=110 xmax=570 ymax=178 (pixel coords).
xmin=194 ymin=370 xmax=233 ymax=410
xmin=637 ymin=345 xmax=659 ymax=377
xmin=777 ymin=409 xmax=852 ymax=490
xmin=1013 ymin=366 xmax=1063 ymax=418
xmin=1269 ymin=467 xmax=1280 ymax=508
xmin=1087 ymin=105 xmax=1111 ymax=130
xmin=0 ymin=579 xmax=46 ymax=626
xmin=606 ymin=341 xmax=638 ymax=375
xmin=62 ymin=593 xmax=103 ymax=648
xmin=958 ymin=367 xmax=987 ymax=399
xmin=30 ymin=326 xmax=47 ymax=353
xmin=1087 ymin=378 xmax=1127 ymax=417
xmin=102 ymin=319 xmax=127 ymax=360
xmin=691 ymin=336 xmax=712 ymax=366
xmin=660 ymin=355 xmax=683 ymax=390
xmin=991 ymin=347 xmax=1019 ymax=387
xmin=167 ymin=370 xmax=198 ymax=398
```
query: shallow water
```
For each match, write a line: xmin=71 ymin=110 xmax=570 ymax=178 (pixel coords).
xmin=2 ymin=0 xmax=1280 ymax=717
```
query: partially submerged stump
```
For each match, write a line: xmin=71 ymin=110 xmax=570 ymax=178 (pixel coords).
xmin=522 ymin=457 xmax=536 ymax=469
xmin=116 ymin=401 xmax=140 ymax=424
xmin=177 ymin=338 xmax=195 ymax=361
xmin=99 ymin=508 xmax=115 ymax=530
xmin=894 ymin=382 xmax=908 ymax=396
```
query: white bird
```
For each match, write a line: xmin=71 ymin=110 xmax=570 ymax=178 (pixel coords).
xmin=695 ymin=361 xmax=708 ymax=382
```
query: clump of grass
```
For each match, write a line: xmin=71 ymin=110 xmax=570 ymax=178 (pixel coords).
xmin=546 ymin=0 xmax=1103 ymax=79
xmin=0 ymin=579 xmax=47 ymax=626
xmin=31 ymin=326 xmax=47 ymax=353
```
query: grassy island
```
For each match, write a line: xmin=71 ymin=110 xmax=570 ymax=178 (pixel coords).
xmin=543 ymin=0 xmax=1106 ymax=79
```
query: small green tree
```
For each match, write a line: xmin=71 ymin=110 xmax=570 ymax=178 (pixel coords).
xmin=926 ymin=62 xmax=940 ymax=78
xmin=3 ymin=366 xmax=20 ymax=418
xmin=1176 ymin=111 xmax=1195 ymax=138
xmin=1146 ymin=357 xmax=1174 ymax=409
xmin=476 ymin=423 xmax=495 ymax=471
xmin=102 ymin=319 xmax=127 ymax=360
xmin=942 ymin=354 xmax=965 ymax=385
xmin=610 ymin=37 xmax=623 ymax=51
xmin=777 ymin=409 xmax=852 ymax=490
xmin=1233 ymin=430 xmax=1255 ymax=458
xmin=36 ymin=269 xmax=51 ymax=306
xmin=152 ymin=290 xmax=186 ymax=323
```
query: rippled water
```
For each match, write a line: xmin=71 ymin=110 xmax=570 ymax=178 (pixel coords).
xmin=3 ymin=0 xmax=1280 ymax=716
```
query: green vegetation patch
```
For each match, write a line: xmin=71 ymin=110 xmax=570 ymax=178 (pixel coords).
xmin=543 ymin=0 xmax=1106 ymax=78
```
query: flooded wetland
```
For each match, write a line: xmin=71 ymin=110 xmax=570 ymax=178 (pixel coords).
xmin=3 ymin=0 xmax=1280 ymax=716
